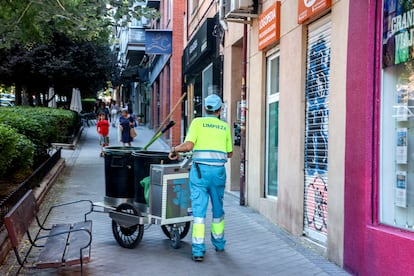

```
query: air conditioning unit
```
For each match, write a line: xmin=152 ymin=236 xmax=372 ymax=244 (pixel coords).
xmin=223 ymin=0 xmax=257 ymax=21
xmin=231 ymin=0 xmax=251 ymax=11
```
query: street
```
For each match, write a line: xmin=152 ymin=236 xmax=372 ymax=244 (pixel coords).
xmin=0 ymin=125 xmax=347 ymax=275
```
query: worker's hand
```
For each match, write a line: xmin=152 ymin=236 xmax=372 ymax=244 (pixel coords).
xmin=119 ymin=125 xmax=123 ymax=131
xmin=169 ymin=151 xmax=179 ymax=160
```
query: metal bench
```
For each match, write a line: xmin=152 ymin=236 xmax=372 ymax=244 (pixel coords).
xmin=4 ymin=190 xmax=93 ymax=275
xmin=80 ymin=112 xmax=97 ymax=127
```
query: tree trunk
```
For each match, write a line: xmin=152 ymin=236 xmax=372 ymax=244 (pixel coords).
xmin=22 ymin=85 xmax=29 ymax=106
xmin=15 ymin=83 xmax=22 ymax=105
xmin=35 ymin=91 xmax=41 ymax=106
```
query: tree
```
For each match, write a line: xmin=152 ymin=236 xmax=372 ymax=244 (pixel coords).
xmin=0 ymin=32 xmax=119 ymax=104
xmin=0 ymin=0 xmax=159 ymax=48
xmin=0 ymin=0 xmax=158 ymax=105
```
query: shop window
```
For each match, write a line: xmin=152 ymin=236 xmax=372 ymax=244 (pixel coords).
xmin=202 ymin=63 xmax=218 ymax=117
xmin=381 ymin=62 xmax=414 ymax=230
xmin=380 ymin=0 xmax=414 ymax=231
xmin=265 ymin=50 xmax=280 ymax=197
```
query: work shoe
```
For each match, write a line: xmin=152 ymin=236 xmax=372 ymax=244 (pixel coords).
xmin=192 ymin=255 xmax=204 ymax=262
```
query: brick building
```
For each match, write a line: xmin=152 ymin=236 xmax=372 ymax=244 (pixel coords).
xmin=147 ymin=0 xmax=185 ymax=146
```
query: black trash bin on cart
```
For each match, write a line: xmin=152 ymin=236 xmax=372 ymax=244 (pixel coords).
xmin=132 ymin=151 xmax=178 ymax=205
xmin=103 ymin=146 xmax=142 ymax=206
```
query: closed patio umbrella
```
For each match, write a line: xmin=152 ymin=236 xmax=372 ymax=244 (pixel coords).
xmin=70 ymin=88 xmax=82 ymax=113
xmin=48 ymin=87 xmax=57 ymax=108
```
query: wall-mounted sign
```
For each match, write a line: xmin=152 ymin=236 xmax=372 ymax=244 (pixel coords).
xmin=383 ymin=0 xmax=414 ymax=67
xmin=298 ymin=0 xmax=331 ymax=24
xmin=182 ymin=18 xmax=215 ymax=73
xmin=258 ymin=2 xmax=281 ymax=51
xmin=145 ymin=30 xmax=172 ymax=55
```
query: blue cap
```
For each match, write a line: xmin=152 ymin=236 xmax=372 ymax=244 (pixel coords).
xmin=204 ymin=94 xmax=222 ymax=111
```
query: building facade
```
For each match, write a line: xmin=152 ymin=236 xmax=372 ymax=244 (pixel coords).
xmin=344 ymin=0 xmax=414 ymax=274
xmin=114 ymin=0 xmax=184 ymax=145
xmin=220 ymin=0 xmax=348 ymax=265
xmin=183 ymin=2 xmax=224 ymax=133
xmin=182 ymin=0 xmax=347 ymax=265
xmin=115 ymin=1 xmax=151 ymax=117
xmin=147 ymin=0 xmax=185 ymax=145
xmin=179 ymin=0 xmax=414 ymax=272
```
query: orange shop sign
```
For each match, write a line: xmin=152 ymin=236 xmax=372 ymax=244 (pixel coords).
xmin=298 ymin=0 xmax=331 ymax=24
xmin=258 ymin=2 xmax=281 ymax=51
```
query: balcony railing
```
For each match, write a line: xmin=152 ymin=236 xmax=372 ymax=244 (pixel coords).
xmin=128 ymin=28 xmax=145 ymax=44
xmin=147 ymin=0 xmax=160 ymax=9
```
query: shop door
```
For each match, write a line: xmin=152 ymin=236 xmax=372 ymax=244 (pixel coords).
xmin=265 ymin=50 xmax=280 ymax=198
xmin=303 ymin=17 xmax=331 ymax=244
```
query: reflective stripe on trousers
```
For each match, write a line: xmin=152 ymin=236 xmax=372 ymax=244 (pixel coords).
xmin=211 ymin=216 xmax=225 ymax=240
xmin=192 ymin=217 xmax=205 ymax=245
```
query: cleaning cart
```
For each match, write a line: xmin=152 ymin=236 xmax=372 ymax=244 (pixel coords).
xmin=94 ymin=147 xmax=193 ymax=249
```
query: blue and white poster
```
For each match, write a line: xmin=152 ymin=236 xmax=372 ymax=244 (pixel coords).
xmin=145 ymin=30 xmax=172 ymax=55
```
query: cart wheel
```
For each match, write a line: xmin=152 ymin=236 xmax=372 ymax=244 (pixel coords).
xmin=112 ymin=203 xmax=144 ymax=249
xmin=171 ymin=229 xmax=181 ymax=249
xmin=161 ymin=221 xmax=191 ymax=239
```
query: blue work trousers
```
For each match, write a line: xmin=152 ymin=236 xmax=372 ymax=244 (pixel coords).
xmin=190 ymin=163 xmax=226 ymax=256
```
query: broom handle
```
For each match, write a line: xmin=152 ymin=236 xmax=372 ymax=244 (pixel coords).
xmin=154 ymin=92 xmax=187 ymax=135
xmin=143 ymin=121 xmax=176 ymax=150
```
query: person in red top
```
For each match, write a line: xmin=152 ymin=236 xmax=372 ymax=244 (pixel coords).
xmin=96 ymin=112 xmax=110 ymax=157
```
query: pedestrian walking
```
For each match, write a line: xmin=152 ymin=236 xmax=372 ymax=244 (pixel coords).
xmin=110 ymin=101 xmax=120 ymax=127
xmin=169 ymin=94 xmax=233 ymax=262
xmin=119 ymin=109 xmax=136 ymax=147
xmin=96 ymin=101 xmax=110 ymax=121
xmin=96 ymin=112 xmax=110 ymax=157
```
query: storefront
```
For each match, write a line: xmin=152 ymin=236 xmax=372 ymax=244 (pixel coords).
xmin=182 ymin=16 xmax=222 ymax=130
xmin=303 ymin=15 xmax=331 ymax=244
xmin=224 ymin=0 xmax=348 ymax=266
xmin=345 ymin=0 xmax=414 ymax=274
xmin=260 ymin=2 xmax=281 ymax=200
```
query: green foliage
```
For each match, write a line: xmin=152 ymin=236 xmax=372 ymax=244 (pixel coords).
xmin=0 ymin=34 xmax=117 ymax=99
xmin=0 ymin=107 xmax=77 ymax=156
xmin=0 ymin=106 xmax=76 ymax=181
xmin=0 ymin=1 xmax=160 ymax=102
xmin=82 ymin=98 xmax=97 ymax=112
xmin=0 ymin=123 xmax=34 ymax=180
xmin=0 ymin=0 xmax=159 ymax=48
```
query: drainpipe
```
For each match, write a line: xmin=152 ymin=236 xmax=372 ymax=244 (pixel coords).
xmin=219 ymin=0 xmax=228 ymax=31
xmin=240 ymin=24 xmax=248 ymax=206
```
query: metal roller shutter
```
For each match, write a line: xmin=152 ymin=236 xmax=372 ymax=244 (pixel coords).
xmin=303 ymin=17 xmax=331 ymax=244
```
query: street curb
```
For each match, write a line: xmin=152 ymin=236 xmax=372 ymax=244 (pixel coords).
xmin=34 ymin=158 xmax=66 ymax=205
xmin=0 ymin=158 xmax=65 ymax=265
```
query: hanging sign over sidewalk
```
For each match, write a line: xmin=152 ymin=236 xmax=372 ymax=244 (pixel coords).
xmin=258 ymin=2 xmax=281 ymax=51
xmin=145 ymin=30 xmax=172 ymax=55
xmin=298 ymin=0 xmax=331 ymax=24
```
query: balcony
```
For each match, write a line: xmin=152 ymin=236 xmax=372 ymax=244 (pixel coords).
xmin=128 ymin=28 xmax=145 ymax=45
xmin=126 ymin=27 xmax=146 ymax=66
xmin=147 ymin=0 xmax=160 ymax=9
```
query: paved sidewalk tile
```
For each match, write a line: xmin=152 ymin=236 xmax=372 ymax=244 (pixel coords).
xmin=0 ymin=125 xmax=348 ymax=275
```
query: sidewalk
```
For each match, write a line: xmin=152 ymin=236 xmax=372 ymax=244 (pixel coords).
xmin=0 ymin=125 xmax=348 ymax=275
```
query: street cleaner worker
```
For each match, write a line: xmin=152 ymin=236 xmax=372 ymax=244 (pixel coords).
xmin=169 ymin=94 xmax=233 ymax=262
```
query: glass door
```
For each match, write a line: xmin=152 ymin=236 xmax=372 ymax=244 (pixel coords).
xmin=265 ymin=50 xmax=280 ymax=198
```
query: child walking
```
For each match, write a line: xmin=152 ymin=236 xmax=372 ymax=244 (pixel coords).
xmin=97 ymin=112 xmax=110 ymax=157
